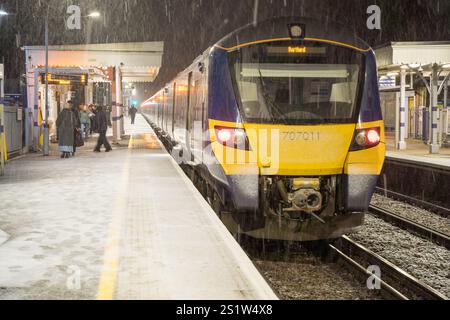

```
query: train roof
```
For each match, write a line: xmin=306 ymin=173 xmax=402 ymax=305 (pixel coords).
xmin=214 ymin=16 xmax=371 ymax=53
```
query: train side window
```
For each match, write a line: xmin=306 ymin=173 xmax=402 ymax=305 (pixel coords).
xmin=187 ymin=72 xmax=193 ymax=132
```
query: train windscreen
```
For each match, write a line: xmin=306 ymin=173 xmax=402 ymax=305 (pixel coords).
xmin=228 ymin=42 xmax=365 ymax=125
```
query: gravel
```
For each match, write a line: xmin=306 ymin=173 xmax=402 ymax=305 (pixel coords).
xmin=351 ymin=214 xmax=450 ymax=298
xmin=371 ymin=194 xmax=450 ymax=236
xmin=247 ymin=243 xmax=380 ymax=300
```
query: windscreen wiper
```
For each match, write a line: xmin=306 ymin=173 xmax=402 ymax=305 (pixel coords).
xmin=257 ymin=68 xmax=287 ymax=125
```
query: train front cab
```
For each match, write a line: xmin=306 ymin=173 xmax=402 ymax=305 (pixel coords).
xmin=207 ymin=31 xmax=385 ymax=241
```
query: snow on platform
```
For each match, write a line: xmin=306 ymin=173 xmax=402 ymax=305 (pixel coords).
xmin=0 ymin=115 xmax=277 ymax=300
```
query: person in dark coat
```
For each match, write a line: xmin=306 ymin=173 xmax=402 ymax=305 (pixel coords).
xmin=94 ymin=106 xmax=112 ymax=153
xmin=129 ymin=107 xmax=138 ymax=125
xmin=105 ymin=105 xmax=112 ymax=127
xmin=56 ymin=103 xmax=77 ymax=159
xmin=89 ymin=104 xmax=98 ymax=134
xmin=70 ymin=102 xmax=82 ymax=156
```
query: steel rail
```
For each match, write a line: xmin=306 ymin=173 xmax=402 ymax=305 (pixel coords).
xmin=369 ymin=205 xmax=450 ymax=250
xmin=333 ymin=236 xmax=448 ymax=300
xmin=375 ymin=187 xmax=450 ymax=218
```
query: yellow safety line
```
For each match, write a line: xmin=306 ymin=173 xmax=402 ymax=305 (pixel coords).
xmin=97 ymin=134 xmax=135 ymax=300
xmin=214 ymin=37 xmax=371 ymax=53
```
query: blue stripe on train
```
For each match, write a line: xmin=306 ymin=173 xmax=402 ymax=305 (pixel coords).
xmin=208 ymin=49 xmax=242 ymax=123
xmin=359 ymin=52 xmax=383 ymax=123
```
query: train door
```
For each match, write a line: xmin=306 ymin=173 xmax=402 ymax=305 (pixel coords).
xmin=163 ymin=92 xmax=169 ymax=133
xmin=186 ymin=72 xmax=194 ymax=161
xmin=157 ymin=96 xmax=161 ymax=127
xmin=187 ymin=69 xmax=206 ymax=164
xmin=162 ymin=94 xmax=166 ymax=131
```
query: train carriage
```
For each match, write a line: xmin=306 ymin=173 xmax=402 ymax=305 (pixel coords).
xmin=142 ymin=17 xmax=385 ymax=241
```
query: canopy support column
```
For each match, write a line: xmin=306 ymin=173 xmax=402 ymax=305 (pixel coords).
xmin=398 ymin=67 xmax=407 ymax=150
xmin=429 ymin=64 xmax=440 ymax=154
xmin=113 ymin=66 xmax=123 ymax=142
xmin=33 ymin=72 xmax=40 ymax=152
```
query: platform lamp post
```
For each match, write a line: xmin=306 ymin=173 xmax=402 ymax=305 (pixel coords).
xmin=43 ymin=8 xmax=50 ymax=156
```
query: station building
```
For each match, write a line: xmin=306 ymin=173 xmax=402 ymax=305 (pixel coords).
xmin=375 ymin=42 xmax=450 ymax=154
xmin=21 ymin=42 xmax=164 ymax=152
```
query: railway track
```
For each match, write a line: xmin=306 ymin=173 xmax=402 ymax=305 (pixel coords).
xmin=375 ymin=187 xmax=450 ymax=218
xmin=368 ymin=205 xmax=450 ymax=250
xmin=330 ymin=236 xmax=449 ymax=300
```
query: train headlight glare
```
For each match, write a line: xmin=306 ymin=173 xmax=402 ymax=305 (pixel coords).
xmin=289 ymin=24 xmax=305 ymax=39
xmin=215 ymin=126 xmax=251 ymax=151
xmin=355 ymin=132 xmax=367 ymax=147
xmin=351 ymin=128 xmax=381 ymax=151
xmin=291 ymin=26 xmax=302 ymax=37
xmin=217 ymin=129 xmax=232 ymax=144
xmin=367 ymin=129 xmax=381 ymax=145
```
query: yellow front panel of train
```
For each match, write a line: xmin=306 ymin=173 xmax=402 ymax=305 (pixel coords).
xmin=210 ymin=120 xmax=357 ymax=176
xmin=245 ymin=123 xmax=356 ymax=176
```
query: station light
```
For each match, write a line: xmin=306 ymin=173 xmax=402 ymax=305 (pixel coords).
xmin=87 ymin=11 xmax=101 ymax=18
xmin=0 ymin=10 xmax=8 ymax=16
xmin=442 ymin=64 xmax=450 ymax=69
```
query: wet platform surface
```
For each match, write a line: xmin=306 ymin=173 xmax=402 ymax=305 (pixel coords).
xmin=0 ymin=115 xmax=276 ymax=300
xmin=385 ymin=135 xmax=450 ymax=169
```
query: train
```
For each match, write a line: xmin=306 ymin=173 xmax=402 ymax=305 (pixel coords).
xmin=141 ymin=17 xmax=386 ymax=241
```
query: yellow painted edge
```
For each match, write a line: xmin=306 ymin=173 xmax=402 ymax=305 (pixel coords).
xmin=97 ymin=134 xmax=135 ymax=300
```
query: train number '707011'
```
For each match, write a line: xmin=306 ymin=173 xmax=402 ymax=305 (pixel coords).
xmin=282 ymin=131 xmax=320 ymax=141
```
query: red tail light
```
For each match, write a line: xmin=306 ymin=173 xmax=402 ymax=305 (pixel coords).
xmin=350 ymin=127 xmax=381 ymax=151
xmin=217 ymin=128 xmax=233 ymax=144
xmin=215 ymin=126 xmax=251 ymax=151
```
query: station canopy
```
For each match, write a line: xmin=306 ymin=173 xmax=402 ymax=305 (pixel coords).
xmin=375 ymin=41 xmax=450 ymax=75
xmin=22 ymin=42 xmax=164 ymax=83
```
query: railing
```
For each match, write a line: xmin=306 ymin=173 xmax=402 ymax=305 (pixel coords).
xmin=0 ymin=103 xmax=24 ymax=175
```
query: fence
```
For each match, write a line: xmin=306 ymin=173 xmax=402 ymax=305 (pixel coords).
xmin=0 ymin=103 xmax=24 ymax=175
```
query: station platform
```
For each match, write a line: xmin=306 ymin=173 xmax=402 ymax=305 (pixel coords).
xmin=385 ymin=135 xmax=450 ymax=170
xmin=0 ymin=115 xmax=277 ymax=300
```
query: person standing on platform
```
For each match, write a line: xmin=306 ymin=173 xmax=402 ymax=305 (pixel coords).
xmin=129 ymin=106 xmax=138 ymax=125
xmin=71 ymin=102 xmax=82 ymax=157
xmin=80 ymin=106 xmax=91 ymax=140
xmin=105 ymin=105 xmax=112 ymax=128
xmin=94 ymin=106 xmax=112 ymax=153
xmin=56 ymin=102 xmax=77 ymax=159
xmin=89 ymin=104 xmax=98 ymax=134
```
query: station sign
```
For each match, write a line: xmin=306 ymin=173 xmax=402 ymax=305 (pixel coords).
xmin=379 ymin=75 xmax=396 ymax=88
xmin=3 ymin=94 xmax=22 ymax=105
xmin=266 ymin=46 xmax=327 ymax=56
xmin=38 ymin=73 xmax=88 ymax=86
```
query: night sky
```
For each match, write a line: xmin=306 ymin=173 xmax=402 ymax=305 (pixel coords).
xmin=0 ymin=0 xmax=449 ymax=95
